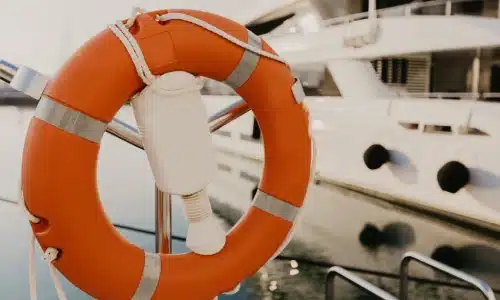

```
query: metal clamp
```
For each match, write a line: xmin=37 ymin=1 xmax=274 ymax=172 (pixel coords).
xmin=131 ymin=252 xmax=162 ymax=300
xmin=9 ymin=65 xmax=49 ymax=100
xmin=252 ymin=190 xmax=299 ymax=222
xmin=224 ymin=30 xmax=262 ymax=89
xmin=35 ymin=96 xmax=107 ymax=144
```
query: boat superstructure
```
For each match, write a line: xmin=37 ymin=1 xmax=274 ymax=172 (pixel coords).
xmin=201 ymin=0 xmax=500 ymax=232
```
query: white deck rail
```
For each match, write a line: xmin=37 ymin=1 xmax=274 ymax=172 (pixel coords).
xmin=322 ymin=0 xmax=492 ymax=27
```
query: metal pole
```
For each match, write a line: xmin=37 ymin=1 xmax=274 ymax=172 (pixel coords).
xmin=368 ymin=0 xmax=377 ymax=20
xmin=107 ymin=118 xmax=143 ymax=149
xmin=325 ymin=266 xmax=397 ymax=300
xmin=155 ymin=187 xmax=172 ymax=253
xmin=445 ymin=0 xmax=452 ymax=16
xmin=404 ymin=3 xmax=413 ymax=16
xmin=472 ymin=49 xmax=481 ymax=96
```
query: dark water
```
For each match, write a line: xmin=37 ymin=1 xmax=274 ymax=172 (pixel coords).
xmin=1 ymin=106 xmax=500 ymax=299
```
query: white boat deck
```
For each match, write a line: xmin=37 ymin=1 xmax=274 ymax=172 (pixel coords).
xmin=270 ymin=15 xmax=500 ymax=64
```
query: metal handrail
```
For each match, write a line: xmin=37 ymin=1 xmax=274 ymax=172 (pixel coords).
xmin=398 ymin=92 xmax=480 ymax=100
xmin=399 ymin=251 xmax=496 ymax=300
xmin=322 ymin=5 xmax=407 ymax=26
xmin=0 ymin=61 xmax=250 ymax=148
xmin=321 ymin=0 xmax=485 ymax=27
xmin=265 ymin=0 xmax=487 ymax=39
xmin=392 ymin=92 xmax=500 ymax=100
xmin=483 ymin=93 xmax=500 ymax=99
xmin=107 ymin=118 xmax=143 ymax=149
xmin=325 ymin=266 xmax=398 ymax=300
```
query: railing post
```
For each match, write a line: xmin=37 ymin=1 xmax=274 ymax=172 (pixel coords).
xmin=498 ymin=0 xmax=500 ymax=19
xmin=155 ymin=188 xmax=172 ymax=254
xmin=445 ymin=0 xmax=452 ymax=15
xmin=399 ymin=258 xmax=410 ymax=300
xmin=369 ymin=0 xmax=377 ymax=19
xmin=404 ymin=4 xmax=413 ymax=16
xmin=472 ymin=49 xmax=481 ymax=96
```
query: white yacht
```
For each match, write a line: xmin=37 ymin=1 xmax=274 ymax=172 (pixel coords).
xmin=202 ymin=0 xmax=500 ymax=233
xmin=2 ymin=0 xmax=500 ymax=232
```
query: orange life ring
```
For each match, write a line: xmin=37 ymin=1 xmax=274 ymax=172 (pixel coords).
xmin=22 ymin=9 xmax=311 ymax=299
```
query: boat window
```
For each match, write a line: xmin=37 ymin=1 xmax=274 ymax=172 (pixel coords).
xmin=239 ymin=171 xmax=259 ymax=183
xmin=392 ymin=59 xmax=399 ymax=84
xmin=381 ymin=58 xmax=389 ymax=83
xmin=489 ymin=64 xmax=500 ymax=101
xmin=460 ymin=1 xmax=484 ymax=15
xmin=240 ymin=133 xmax=263 ymax=143
xmin=213 ymin=130 xmax=231 ymax=137
xmin=458 ymin=126 xmax=489 ymax=136
xmin=423 ymin=125 xmax=452 ymax=134
xmin=401 ymin=59 xmax=408 ymax=84
xmin=217 ymin=163 xmax=232 ymax=172
xmin=398 ymin=122 xmax=419 ymax=130
xmin=373 ymin=58 xmax=409 ymax=85
xmin=252 ymin=118 xmax=261 ymax=140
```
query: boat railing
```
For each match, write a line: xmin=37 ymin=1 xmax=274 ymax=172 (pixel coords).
xmin=0 ymin=60 xmax=250 ymax=254
xmin=0 ymin=62 xmax=249 ymax=150
xmin=483 ymin=92 xmax=500 ymax=99
xmin=325 ymin=251 xmax=496 ymax=300
xmin=322 ymin=5 xmax=407 ymax=27
xmin=398 ymin=92 xmax=500 ymax=101
xmin=399 ymin=92 xmax=480 ymax=100
xmin=321 ymin=0 xmax=488 ymax=27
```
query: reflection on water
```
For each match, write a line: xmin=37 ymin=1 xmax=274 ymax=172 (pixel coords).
xmin=1 ymin=106 xmax=500 ymax=299
xmin=209 ymin=150 xmax=500 ymax=299
xmin=358 ymin=222 xmax=416 ymax=250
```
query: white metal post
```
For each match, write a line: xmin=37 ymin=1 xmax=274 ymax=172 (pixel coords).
xmin=498 ymin=0 xmax=500 ymax=19
xmin=405 ymin=3 xmax=413 ymax=16
xmin=472 ymin=49 xmax=481 ymax=96
xmin=368 ymin=0 xmax=377 ymax=19
xmin=445 ymin=0 xmax=452 ymax=16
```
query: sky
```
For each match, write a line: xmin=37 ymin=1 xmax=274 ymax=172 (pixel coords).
xmin=0 ymin=0 xmax=293 ymax=75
